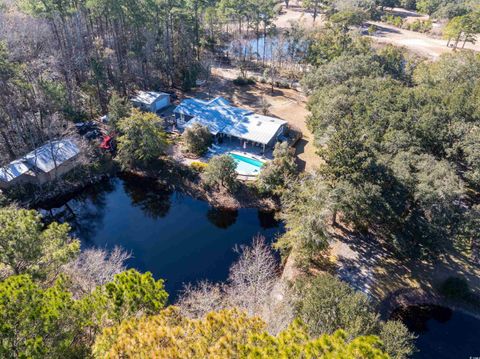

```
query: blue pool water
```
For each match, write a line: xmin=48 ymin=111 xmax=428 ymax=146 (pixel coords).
xmin=230 ymin=153 xmax=265 ymax=176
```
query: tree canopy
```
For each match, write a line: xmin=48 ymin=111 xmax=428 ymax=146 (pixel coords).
xmin=285 ymin=29 xmax=480 ymax=259
xmin=0 ymin=206 xmax=79 ymax=280
xmin=94 ymin=307 xmax=390 ymax=358
xmin=203 ymin=154 xmax=238 ymax=191
xmin=0 ymin=270 xmax=169 ymax=358
xmin=257 ymin=141 xmax=297 ymax=195
xmin=182 ymin=123 xmax=213 ymax=156
xmin=116 ymin=110 xmax=169 ymax=169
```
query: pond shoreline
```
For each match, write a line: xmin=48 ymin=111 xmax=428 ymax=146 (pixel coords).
xmin=12 ymin=158 xmax=278 ymax=212
xmin=379 ymin=287 xmax=480 ymax=321
xmin=126 ymin=161 xmax=280 ymax=211
xmin=22 ymin=173 xmax=113 ymax=209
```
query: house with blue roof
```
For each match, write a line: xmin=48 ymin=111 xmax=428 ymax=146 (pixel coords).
xmin=174 ymin=97 xmax=287 ymax=150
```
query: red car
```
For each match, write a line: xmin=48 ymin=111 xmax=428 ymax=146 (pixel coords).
xmin=100 ymin=135 xmax=114 ymax=151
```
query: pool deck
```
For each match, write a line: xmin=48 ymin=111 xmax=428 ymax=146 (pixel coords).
xmin=169 ymin=137 xmax=273 ymax=181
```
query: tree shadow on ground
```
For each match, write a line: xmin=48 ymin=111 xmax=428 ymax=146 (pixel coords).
xmin=294 ymin=138 xmax=308 ymax=171
xmin=328 ymin=222 xmax=480 ymax=312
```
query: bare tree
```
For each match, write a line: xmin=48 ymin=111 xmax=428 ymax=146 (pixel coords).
xmin=226 ymin=236 xmax=278 ymax=315
xmin=177 ymin=236 xmax=293 ymax=334
xmin=62 ymin=246 xmax=131 ymax=297
xmin=177 ymin=281 xmax=225 ymax=318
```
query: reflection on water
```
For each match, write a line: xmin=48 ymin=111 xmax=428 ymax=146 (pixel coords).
xmin=391 ymin=305 xmax=480 ymax=359
xmin=40 ymin=179 xmax=116 ymax=243
xmin=391 ymin=305 xmax=452 ymax=333
xmin=38 ymin=174 xmax=283 ymax=300
xmin=207 ymin=207 xmax=239 ymax=229
xmin=258 ymin=210 xmax=280 ymax=229
xmin=230 ymin=34 xmax=308 ymax=62
xmin=120 ymin=173 xmax=172 ymax=219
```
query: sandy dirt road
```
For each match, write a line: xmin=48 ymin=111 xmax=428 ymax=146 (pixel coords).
xmin=368 ymin=21 xmax=480 ymax=60
xmin=274 ymin=5 xmax=479 ymax=60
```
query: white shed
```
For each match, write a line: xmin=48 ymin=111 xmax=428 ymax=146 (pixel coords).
xmin=131 ymin=91 xmax=171 ymax=113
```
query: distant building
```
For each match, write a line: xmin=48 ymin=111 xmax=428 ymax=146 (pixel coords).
xmin=131 ymin=91 xmax=171 ymax=113
xmin=0 ymin=139 xmax=81 ymax=189
xmin=174 ymin=97 xmax=287 ymax=150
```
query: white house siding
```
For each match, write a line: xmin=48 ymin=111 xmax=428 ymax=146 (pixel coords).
xmin=132 ymin=91 xmax=170 ymax=113
xmin=153 ymin=96 xmax=170 ymax=111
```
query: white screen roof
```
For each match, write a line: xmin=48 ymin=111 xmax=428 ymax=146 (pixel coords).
xmin=24 ymin=139 xmax=80 ymax=173
xmin=0 ymin=160 xmax=32 ymax=183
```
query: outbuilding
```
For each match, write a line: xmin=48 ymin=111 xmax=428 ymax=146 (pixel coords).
xmin=0 ymin=160 xmax=37 ymax=189
xmin=24 ymin=139 xmax=81 ymax=184
xmin=131 ymin=91 xmax=171 ymax=113
xmin=0 ymin=138 xmax=81 ymax=189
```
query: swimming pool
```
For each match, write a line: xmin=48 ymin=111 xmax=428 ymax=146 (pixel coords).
xmin=229 ymin=153 xmax=265 ymax=176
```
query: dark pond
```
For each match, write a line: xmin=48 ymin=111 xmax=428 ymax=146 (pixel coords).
xmin=39 ymin=174 xmax=283 ymax=300
xmin=391 ymin=305 xmax=480 ymax=358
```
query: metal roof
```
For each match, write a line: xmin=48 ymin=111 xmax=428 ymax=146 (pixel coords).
xmin=0 ymin=160 xmax=33 ymax=183
xmin=24 ymin=139 xmax=80 ymax=173
xmin=175 ymin=97 xmax=252 ymax=134
xmin=223 ymin=114 xmax=287 ymax=145
xmin=184 ymin=117 xmax=223 ymax=135
xmin=174 ymin=98 xmax=212 ymax=117
xmin=132 ymin=91 xmax=170 ymax=106
xmin=175 ymin=97 xmax=286 ymax=145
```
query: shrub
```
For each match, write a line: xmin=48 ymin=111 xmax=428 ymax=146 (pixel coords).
xmin=404 ymin=19 xmax=432 ymax=33
xmin=401 ymin=0 xmax=417 ymax=10
xmin=439 ymin=276 xmax=471 ymax=300
xmin=368 ymin=25 xmax=377 ymax=35
xmin=233 ymin=76 xmax=256 ymax=86
xmin=275 ymin=80 xmax=290 ymax=89
xmin=382 ymin=15 xmax=404 ymax=28
xmin=182 ymin=123 xmax=212 ymax=156
xmin=190 ymin=161 xmax=208 ymax=173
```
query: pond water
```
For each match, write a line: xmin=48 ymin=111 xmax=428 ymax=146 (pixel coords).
xmin=391 ymin=305 xmax=480 ymax=358
xmin=39 ymin=174 xmax=283 ymax=300
xmin=229 ymin=35 xmax=307 ymax=62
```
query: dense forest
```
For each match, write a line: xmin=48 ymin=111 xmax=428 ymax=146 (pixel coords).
xmin=0 ymin=0 xmax=280 ymax=165
xmin=279 ymin=28 xmax=480 ymax=263
xmin=1 ymin=0 xmax=480 ymax=357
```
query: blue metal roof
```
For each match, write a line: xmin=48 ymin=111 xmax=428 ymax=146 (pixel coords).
xmin=174 ymin=98 xmax=210 ymax=117
xmin=174 ymin=97 xmax=286 ymax=144
xmin=0 ymin=160 xmax=32 ymax=182
xmin=174 ymin=97 xmax=253 ymax=134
